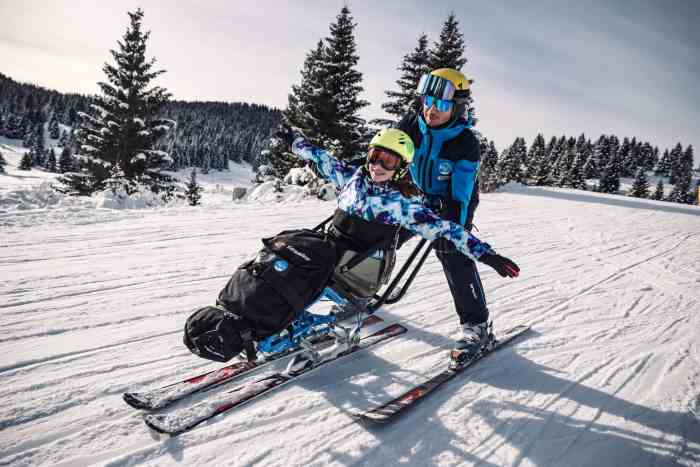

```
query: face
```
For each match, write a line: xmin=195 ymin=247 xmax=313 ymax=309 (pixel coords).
xmin=367 ymin=147 xmax=401 ymax=183
xmin=422 ymin=98 xmax=453 ymax=127
xmin=367 ymin=163 xmax=395 ymax=183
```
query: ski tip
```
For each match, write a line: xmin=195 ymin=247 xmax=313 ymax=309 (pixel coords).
xmin=123 ymin=392 xmax=153 ymax=411
xmin=143 ymin=414 xmax=178 ymax=436
xmin=351 ymin=411 xmax=391 ymax=427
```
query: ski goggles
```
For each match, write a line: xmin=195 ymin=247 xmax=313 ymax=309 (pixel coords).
xmin=417 ymin=73 xmax=457 ymax=100
xmin=367 ymin=147 xmax=403 ymax=171
xmin=422 ymin=95 xmax=455 ymax=113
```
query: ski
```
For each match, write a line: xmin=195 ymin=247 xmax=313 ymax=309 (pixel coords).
xmin=353 ymin=324 xmax=530 ymax=424
xmin=123 ymin=314 xmax=384 ymax=411
xmin=142 ymin=322 xmax=406 ymax=435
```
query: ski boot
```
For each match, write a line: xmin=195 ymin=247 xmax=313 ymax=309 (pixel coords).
xmin=449 ymin=321 xmax=495 ymax=370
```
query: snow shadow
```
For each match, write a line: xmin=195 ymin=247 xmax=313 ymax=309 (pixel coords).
xmin=464 ymin=351 xmax=700 ymax=466
xmin=295 ymin=313 xmax=507 ymax=466
xmin=508 ymin=186 xmax=700 ymax=217
xmin=312 ymin=325 xmax=699 ymax=466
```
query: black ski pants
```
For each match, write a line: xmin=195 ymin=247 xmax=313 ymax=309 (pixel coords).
xmin=434 ymin=240 xmax=489 ymax=326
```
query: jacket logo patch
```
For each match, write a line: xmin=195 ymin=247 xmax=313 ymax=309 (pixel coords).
xmin=438 ymin=162 xmax=453 ymax=180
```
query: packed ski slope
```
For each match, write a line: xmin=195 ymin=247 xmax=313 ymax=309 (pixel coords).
xmin=2 ymin=161 xmax=700 ymax=466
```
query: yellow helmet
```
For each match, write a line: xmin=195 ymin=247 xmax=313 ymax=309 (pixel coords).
xmin=369 ymin=128 xmax=415 ymax=163
xmin=417 ymin=68 xmax=473 ymax=101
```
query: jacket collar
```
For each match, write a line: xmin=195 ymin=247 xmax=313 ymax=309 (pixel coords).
xmin=417 ymin=114 xmax=471 ymax=142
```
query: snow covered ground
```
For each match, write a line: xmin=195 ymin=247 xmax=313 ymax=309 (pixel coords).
xmin=1 ymin=141 xmax=700 ymax=466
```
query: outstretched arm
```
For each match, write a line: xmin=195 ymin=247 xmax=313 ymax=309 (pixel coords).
xmin=379 ymin=195 xmax=519 ymax=277
xmin=398 ymin=196 xmax=491 ymax=261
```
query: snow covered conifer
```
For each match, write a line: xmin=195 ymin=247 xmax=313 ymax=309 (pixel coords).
xmin=667 ymin=145 xmax=694 ymax=203
xmin=654 ymin=149 xmax=670 ymax=176
xmin=19 ymin=152 xmax=33 ymax=170
xmin=185 ymin=168 xmax=203 ymax=206
xmin=651 ymin=179 xmax=664 ymax=200
xmin=382 ymin=34 xmax=431 ymax=121
xmin=45 ymin=148 xmax=57 ymax=172
xmin=318 ymin=6 xmax=370 ymax=160
xmin=48 ymin=113 xmax=60 ymax=139
xmin=640 ymin=142 xmax=656 ymax=171
xmin=428 ymin=13 xmax=467 ymax=70
xmin=629 ymin=167 xmax=649 ymax=198
xmin=479 ymin=140 xmax=500 ymax=192
xmin=496 ymin=138 xmax=525 ymax=185
xmin=0 ymin=150 xmax=6 ymax=173
xmin=58 ymin=8 xmax=174 ymax=196
xmin=668 ymin=143 xmax=683 ymax=185
xmin=598 ymin=150 xmax=622 ymax=194
xmin=566 ymin=151 xmax=587 ymax=190
xmin=525 ymin=134 xmax=546 ymax=181
xmin=285 ymin=40 xmax=327 ymax=147
xmin=58 ymin=146 xmax=74 ymax=173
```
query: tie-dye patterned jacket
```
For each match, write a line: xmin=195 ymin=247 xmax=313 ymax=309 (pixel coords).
xmin=291 ymin=138 xmax=495 ymax=261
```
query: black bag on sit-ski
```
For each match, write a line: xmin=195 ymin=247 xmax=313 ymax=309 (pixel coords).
xmin=183 ymin=229 xmax=337 ymax=362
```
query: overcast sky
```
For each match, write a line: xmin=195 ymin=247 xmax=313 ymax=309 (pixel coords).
xmin=1 ymin=0 xmax=698 ymax=160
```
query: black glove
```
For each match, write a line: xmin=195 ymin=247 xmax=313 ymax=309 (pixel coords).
xmin=272 ymin=123 xmax=303 ymax=150
xmin=478 ymin=253 xmax=520 ymax=278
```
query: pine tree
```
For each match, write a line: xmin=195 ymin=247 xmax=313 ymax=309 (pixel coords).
xmin=286 ymin=40 xmax=327 ymax=144
xmin=525 ymin=133 xmax=546 ymax=181
xmin=556 ymin=139 xmax=578 ymax=187
xmin=48 ymin=113 xmax=60 ymax=139
xmin=19 ymin=152 xmax=33 ymax=170
xmin=566 ymin=151 xmax=587 ymax=189
xmin=655 ymin=148 xmax=670 ymax=176
xmin=45 ymin=148 xmax=57 ymax=172
xmin=185 ymin=168 xmax=203 ymax=206
xmin=545 ymin=136 xmax=568 ymax=185
xmin=496 ymin=138 xmax=525 ymax=185
xmin=668 ymin=143 xmax=683 ymax=184
xmin=629 ymin=167 xmax=649 ymax=198
xmin=317 ymin=6 xmax=369 ymax=160
xmin=0 ymin=150 xmax=6 ymax=173
xmin=428 ymin=13 xmax=467 ymax=70
xmin=590 ymin=135 xmax=608 ymax=177
xmin=598 ymin=150 xmax=622 ymax=193
xmin=57 ymin=8 xmax=174 ymax=196
xmin=651 ymin=179 xmax=664 ymax=200
xmin=618 ymin=137 xmax=633 ymax=177
xmin=640 ymin=142 xmax=655 ymax=171
xmin=667 ymin=145 xmax=694 ymax=203
xmin=381 ymin=34 xmax=430 ymax=121
xmin=58 ymin=146 xmax=73 ymax=173
xmin=479 ymin=140 xmax=500 ymax=192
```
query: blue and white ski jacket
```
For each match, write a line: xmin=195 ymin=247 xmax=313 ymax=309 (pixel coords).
xmin=291 ymin=138 xmax=494 ymax=261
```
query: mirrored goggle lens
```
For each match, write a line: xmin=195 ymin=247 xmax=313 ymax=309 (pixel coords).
xmin=367 ymin=147 xmax=402 ymax=170
xmin=423 ymin=95 xmax=454 ymax=112
xmin=417 ymin=74 xmax=456 ymax=100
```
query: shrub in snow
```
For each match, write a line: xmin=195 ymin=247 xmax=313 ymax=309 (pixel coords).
xmin=284 ymin=166 xmax=316 ymax=186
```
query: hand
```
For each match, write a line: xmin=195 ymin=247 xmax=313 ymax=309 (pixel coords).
xmin=478 ymin=253 xmax=520 ymax=278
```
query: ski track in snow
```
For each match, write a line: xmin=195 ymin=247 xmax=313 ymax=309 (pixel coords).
xmin=1 ymin=187 xmax=699 ymax=466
